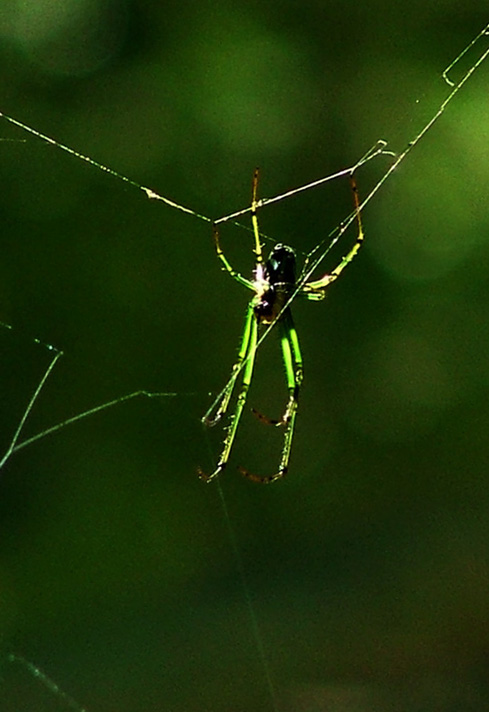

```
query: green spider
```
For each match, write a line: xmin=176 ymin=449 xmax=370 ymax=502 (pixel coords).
xmin=199 ymin=169 xmax=363 ymax=483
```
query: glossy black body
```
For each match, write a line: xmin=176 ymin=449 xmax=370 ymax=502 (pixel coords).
xmin=253 ymin=244 xmax=296 ymax=325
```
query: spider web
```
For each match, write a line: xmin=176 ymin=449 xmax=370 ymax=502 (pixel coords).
xmin=1 ymin=13 xmax=489 ymax=712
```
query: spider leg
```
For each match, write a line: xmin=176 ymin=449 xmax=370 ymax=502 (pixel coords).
xmin=251 ymin=306 xmax=304 ymax=426
xmin=251 ymin=408 xmax=281 ymax=426
xmin=251 ymin=167 xmax=265 ymax=267
xmin=198 ymin=303 xmax=258 ymax=482
xmin=211 ymin=166 xmax=264 ymax=291
xmin=240 ymin=309 xmax=303 ymax=483
xmin=213 ymin=223 xmax=254 ymax=290
xmin=302 ymin=174 xmax=364 ymax=300
xmin=202 ymin=301 xmax=255 ymax=428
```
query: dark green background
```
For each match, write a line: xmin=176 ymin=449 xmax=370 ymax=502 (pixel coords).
xmin=1 ymin=2 xmax=489 ymax=710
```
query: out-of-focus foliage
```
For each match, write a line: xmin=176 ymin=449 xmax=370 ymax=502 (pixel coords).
xmin=0 ymin=2 xmax=489 ymax=710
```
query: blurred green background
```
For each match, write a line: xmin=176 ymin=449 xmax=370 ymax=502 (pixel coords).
xmin=1 ymin=1 xmax=489 ymax=710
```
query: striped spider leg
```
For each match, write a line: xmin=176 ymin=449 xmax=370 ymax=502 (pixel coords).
xmin=198 ymin=169 xmax=363 ymax=483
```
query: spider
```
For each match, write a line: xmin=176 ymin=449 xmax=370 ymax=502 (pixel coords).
xmin=198 ymin=168 xmax=363 ymax=483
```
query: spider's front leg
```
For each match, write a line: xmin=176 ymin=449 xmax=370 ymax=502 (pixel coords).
xmin=212 ymin=223 xmax=255 ymax=290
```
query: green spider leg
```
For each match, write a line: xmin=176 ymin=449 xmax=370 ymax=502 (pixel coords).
xmin=211 ymin=167 xmax=264 ymax=292
xmin=240 ymin=308 xmax=303 ymax=483
xmin=201 ymin=299 xmax=255 ymax=427
xmin=250 ymin=166 xmax=265 ymax=267
xmin=198 ymin=302 xmax=258 ymax=482
xmin=302 ymin=174 xmax=364 ymax=300
xmin=212 ymin=223 xmax=254 ymax=291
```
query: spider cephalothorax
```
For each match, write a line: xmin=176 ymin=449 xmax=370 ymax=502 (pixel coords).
xmin=199 ymin=168 xmax=363 ymax=483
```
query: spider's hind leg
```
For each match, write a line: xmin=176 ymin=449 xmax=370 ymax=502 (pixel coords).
xmin=239 ymin=310 xmax=302 ymax=483
xmin=198 ymin=303 xmax=258 ymax=482
xmin=252 ymin=309 xmax=303 ymax=427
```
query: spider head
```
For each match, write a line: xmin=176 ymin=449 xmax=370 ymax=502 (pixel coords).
xmin=266 ymin=243 xmax=296 ymax=287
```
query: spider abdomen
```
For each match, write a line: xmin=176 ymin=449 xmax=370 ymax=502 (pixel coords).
xmin=253 ymin=244 xmax=296 ymax=325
